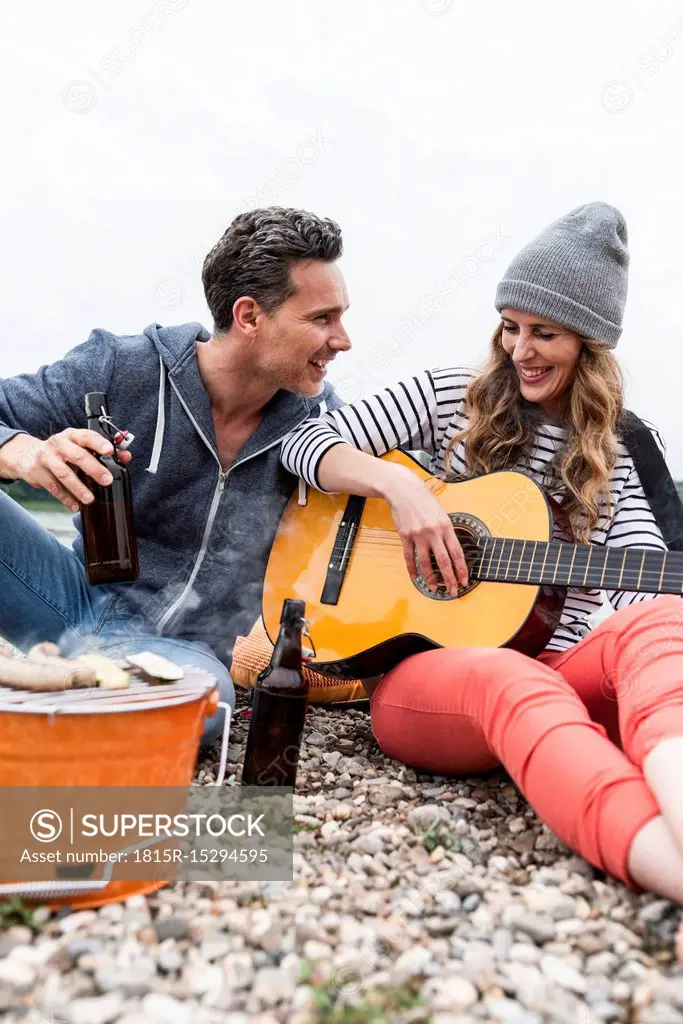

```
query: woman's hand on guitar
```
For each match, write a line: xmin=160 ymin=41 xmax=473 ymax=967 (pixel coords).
xmin=383 ymin=470 xmax=468 ymax=595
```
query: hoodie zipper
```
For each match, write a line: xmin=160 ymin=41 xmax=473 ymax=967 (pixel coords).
xmin=156 ymin=379 xmax=310 ymax=634
xmin=157 ymin=467 xmax=228 ymax=633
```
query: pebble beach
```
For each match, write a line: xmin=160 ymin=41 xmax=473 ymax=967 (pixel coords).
xmin=1 ymin=682 xmax=683 ymax=1024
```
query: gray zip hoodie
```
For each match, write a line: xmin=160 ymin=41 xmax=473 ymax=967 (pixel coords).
xmin=0 ymin=323 xmax=341 ymax=663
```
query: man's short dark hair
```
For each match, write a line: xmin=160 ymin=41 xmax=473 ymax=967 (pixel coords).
xmin=202 ymin=206 xmax=343 ymax=333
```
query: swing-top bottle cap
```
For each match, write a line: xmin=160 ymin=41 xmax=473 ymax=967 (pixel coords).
xmin=84 ymin=392 xmax=108 ymax=418
xmin=280 ymin=598 xmax=306 ymax=624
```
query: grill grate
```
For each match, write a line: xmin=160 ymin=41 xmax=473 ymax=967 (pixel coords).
xmin=0 ymin=667 xmax=216 ymax=715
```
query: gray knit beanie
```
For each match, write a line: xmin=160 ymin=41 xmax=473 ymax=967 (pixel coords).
xmin=494 ymin=202 xmax=629 ymax=348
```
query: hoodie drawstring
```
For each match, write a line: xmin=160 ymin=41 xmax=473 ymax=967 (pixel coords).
xmin=145 ymin=375 xmax=327 ymax=478
xmin=146 ymin=355 xmax=166 ymax=474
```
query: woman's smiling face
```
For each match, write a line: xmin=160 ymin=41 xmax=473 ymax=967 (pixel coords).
xmin=500 ymin=307 xmax=585 ymax=422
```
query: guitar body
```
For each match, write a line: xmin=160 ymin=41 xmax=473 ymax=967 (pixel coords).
xmin=263 ymin=451 xmax=565 ymax=679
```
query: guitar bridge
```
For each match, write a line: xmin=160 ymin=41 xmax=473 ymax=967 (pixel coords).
xmin=320 ymin=495 xmax=366 ymax=605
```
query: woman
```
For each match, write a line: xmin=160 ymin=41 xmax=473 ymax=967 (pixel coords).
xmin=281 ymin=201 xmax=683 ymax=901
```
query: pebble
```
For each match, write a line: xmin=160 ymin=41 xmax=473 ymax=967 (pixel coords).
xmin=355 ymin=891 xmax=385 ymax=914
xmin=58 ymin=910 xmax=98 ymax=934
xmin=639 ymin=900 xmax=672 ymax=924
xmin=540 ymin=954 xmax=587 ymax=993
xmin=492 ymin=928 xmax=514 ymax=959
xmin=335 ymin=756 xmax=364 ymax=777
xmin=303 ymin=939 xmax=333 ymax=962
xmin=513 ymin=913 xmax=556 ymax=945
xmin=509 ymin=943 xmax=542 ymax=964
xmin=586 ymin=951 xmax=619 ymax=976
xmin=223 ymin=951 xmax=255 ymax=990
xmin=589 ymin=1000 xmax=624 ymax=1021
xmin=141 ymin=992 xmax=196 ymax=1024
xmin=99 ymin=903 xmax=124 ymax=921
xmin=641 ymin=1005 xmax=683 ymax=1024
xmin=352 ymin=831 xmax=386 ymax=855
xmin=311 ymin=885 xmax=333 ymax=904
xmin=158 ymin=939 xmax=185 ymax=973
xmin=0 ymin=958 xmax=36 ymax=991
xmin=200 ymin=936 xmax=233 ymax=961
xmin=0 ymin=924 xmax=32 ymax=957
xmin=391 ymin=946 xmax=433 ymax=982
xmin=154 ymin=917 xmax=190 ymax=942
xmin=252 ymin=965 xmax=297 ymax=1007
xmin=248 ymin=909 xmax=283 ymax=952
xmin=501 ymin=961 xmax=544 ymax=997
xmin=367 ymin=783 xmax=405 ymax=807
xmin=68 ymin=993 xmax=124 ymax=1024
xmin=68 ymin=937 xmax=104 ymax=962
xmin=654 ymin=977 xmax=683 ymax=1010
xmin=426 ymin=915 xmax=460 ymax=937
xmin=407 ymin=804 xmax=453 ymax=832
xmin=612 ymin=980 xmax=632 ymax=1002
xmin=485 ymin=996 xmax=543 ymax=1022
xmin=95 ymin=964 xmax=155 ymax=996
xmin=184 ymin=960 xmax=223 ymax=998
xmin=435 ymin=891 xmax=462 ymax=914
xmin=426 ymin=974 xmax=479 ymax=1011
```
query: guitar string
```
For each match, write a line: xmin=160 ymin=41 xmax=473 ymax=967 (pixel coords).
xmin=338 ymin=561 xmax=680 ymax=592
xmin=326 ymin=522 xmax=682 ymax=583
xmin=346 ymin=546 xmax=674 ymax=575
xmin=348 ymin=534 xmax=681 ymax=564
xmin=342 ymin=527 xmax=683 ymax=558
xmin=323 ymin=565 xmax=679 ymax=598
xmin=349 ymin=527 xmax=683 ymax=567
xmin=339 ymin=542 xmax=678 ymax=584
xmin=349 ymin=535 xmax=674 ymax=561
xmin=330 ymin=554 xmax=681 ymax=592
xmin=350 ymin=529 xmax=683 ymax=558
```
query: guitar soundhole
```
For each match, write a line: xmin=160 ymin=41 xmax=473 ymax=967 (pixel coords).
xmin=413 ymin=517 xmax=487 ymax=601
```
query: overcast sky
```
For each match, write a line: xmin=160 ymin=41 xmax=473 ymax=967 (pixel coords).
xmin=2 ymin=0 xmax=682 ymax=468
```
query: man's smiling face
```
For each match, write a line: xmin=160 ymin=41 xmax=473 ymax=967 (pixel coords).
xmin=254 ymin=260 xmax=351 ymax=396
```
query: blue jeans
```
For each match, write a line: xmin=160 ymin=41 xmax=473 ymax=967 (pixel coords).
xmin=0 ymin=491 xmax=235 ymax=748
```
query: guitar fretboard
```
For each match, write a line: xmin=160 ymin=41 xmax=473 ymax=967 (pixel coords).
xmin=473 ymin=537 xmax=683 ymax=594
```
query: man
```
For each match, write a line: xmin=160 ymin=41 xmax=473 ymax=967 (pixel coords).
xmin=0 ymin=207 xmax=351 ymax=746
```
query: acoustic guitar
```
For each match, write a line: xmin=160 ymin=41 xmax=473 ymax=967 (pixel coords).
xmin=262 ymin=450 xmax=682 ymax=679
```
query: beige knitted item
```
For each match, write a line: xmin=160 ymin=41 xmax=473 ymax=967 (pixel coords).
xmin=232 ymin=617 xmax=368 ymax=704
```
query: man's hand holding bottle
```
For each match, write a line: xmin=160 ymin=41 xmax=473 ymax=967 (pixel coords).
xmin=0 ymin=429 xmax=132 ymax=513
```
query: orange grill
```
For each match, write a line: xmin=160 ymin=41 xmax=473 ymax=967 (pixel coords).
xmin=0 ymin=667 xmax=230 ymax=908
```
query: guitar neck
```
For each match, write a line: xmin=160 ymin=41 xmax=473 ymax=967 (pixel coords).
xmin=475 ymin=537 xmax=683 ymax=594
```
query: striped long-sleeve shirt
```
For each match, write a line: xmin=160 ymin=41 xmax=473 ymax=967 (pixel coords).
xmin=281 ymin=367 xmax=668 ymax=653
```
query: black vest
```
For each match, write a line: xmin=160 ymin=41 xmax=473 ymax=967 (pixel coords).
xmin=619 ymin=410 xmax=683 ymax=551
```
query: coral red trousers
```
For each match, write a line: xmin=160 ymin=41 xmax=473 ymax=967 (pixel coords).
xmin=371 ymin=595 xmax=683 ymax=886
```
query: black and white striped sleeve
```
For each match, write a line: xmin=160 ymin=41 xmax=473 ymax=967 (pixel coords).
xmin=604 ymin=457 xmax=668 ymax=611
xmin=280 ymin=369 xmax=443 ymax=489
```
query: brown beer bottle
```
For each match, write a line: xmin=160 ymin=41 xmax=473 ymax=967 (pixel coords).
xmin=241 ymin=599 xmax=310 ymax=788
xmin=80 ymin=392 xmax=139 ymax=585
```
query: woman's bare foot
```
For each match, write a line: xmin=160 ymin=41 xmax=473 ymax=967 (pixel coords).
xmin=642 ymin=737 xmax=683 ymax=858
xmin=627 ymin=814 xmax=683 ymax=903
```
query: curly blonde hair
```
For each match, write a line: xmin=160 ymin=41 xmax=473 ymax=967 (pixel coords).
xmin=445 ymin=324 xmax=624 ymax=541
